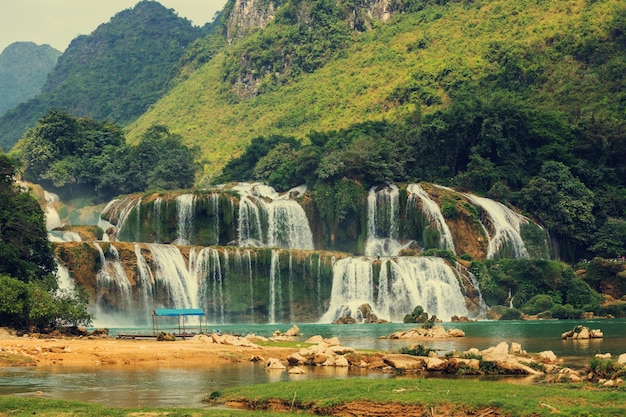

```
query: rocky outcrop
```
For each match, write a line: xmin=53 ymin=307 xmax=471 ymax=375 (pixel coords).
xmin=561 ymin=325 xmax=604 ymax=340
xmin=387 ymin=325 xmax=465 ymax=339
xmin=225 ymin=0 xmax=281 ymax=44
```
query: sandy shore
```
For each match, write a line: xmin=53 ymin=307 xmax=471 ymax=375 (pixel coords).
xmin=0 ymin=334 xmax=298 ymax=368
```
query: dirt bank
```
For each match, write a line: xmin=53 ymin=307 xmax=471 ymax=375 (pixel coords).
xmin=0 ymin=334 xmax=297 ymax=368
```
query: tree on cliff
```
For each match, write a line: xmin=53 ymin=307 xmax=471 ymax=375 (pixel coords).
xmin=0 ymin=153 xmax=92 ymax=330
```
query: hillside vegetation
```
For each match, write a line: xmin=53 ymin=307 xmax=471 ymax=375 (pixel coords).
xmin=0 ymin=0 xmax=203 ymax=151
xmin=0 ymin=42 xmax=60 ymax=116
xmin=127 ymin=0 xmax=626 ymax=181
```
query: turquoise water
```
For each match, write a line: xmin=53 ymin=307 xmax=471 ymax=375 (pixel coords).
xmin=1 ymin=319 xmax=625 ymax=408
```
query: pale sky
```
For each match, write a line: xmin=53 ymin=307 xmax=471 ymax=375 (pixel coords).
xmin=0 ymin=0 xmax=228 ymax=53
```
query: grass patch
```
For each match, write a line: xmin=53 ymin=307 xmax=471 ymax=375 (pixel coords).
xmin=0 ymin=353 xmax=36 ymax=367
xmin=214 ymin=378 xmax=626 ymax=416
xmin=1 ymin=378 xmax=625 ymax=416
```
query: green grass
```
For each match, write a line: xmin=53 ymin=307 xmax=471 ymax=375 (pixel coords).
xmin=2 ymin=378 xmax=624 ymax=416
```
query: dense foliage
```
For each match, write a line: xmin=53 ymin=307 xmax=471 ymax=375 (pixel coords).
xmin=0 ymin=42 xmax=60 ymax=117
xmin=14 ymin=110 xmax=198 ymax=200
xmin=469 ymin=258 xmax=615 ymax=318
xmin=0 ymin=153 xmax=92 ymax=330
xmin=0 ymin=0 xmax=204 ymax=151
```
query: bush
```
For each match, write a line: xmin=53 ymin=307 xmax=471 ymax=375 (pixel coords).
xmin=400 ymin=344 xmax=435 ymax=357
xmin=499 ymin=307 xmax=522 ymax=320
xmin=522 ymin=294 xmax=555 ymax=315
xmin=550 ymin=304 xmax=580 ymax=319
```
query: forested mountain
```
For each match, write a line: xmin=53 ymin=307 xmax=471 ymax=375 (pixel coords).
xmin=124 ymin=0 xmax=626 ymax=262
xmin=0 ymin=42 xmax=61 ymax=116
xmin=4 ymin=0 xmax=626 ymax=263
xmin=0 ymin=0 xmax=204 ymax=151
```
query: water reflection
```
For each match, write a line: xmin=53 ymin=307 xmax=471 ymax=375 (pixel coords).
xmin=1 ymin=319 xmax=625 ymax=408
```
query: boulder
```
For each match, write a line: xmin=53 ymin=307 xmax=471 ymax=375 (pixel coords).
xmin=539 ymin=351 xmax=558 ymax=363
xmin=335 ymin=356 xmax=350 ymax=367
xmin=618 ymin=353 xmax=626 ymax=365
xmin=266 ymin=358 xmax=286 ymax=370
xmin=305 ymin=335 xmax=324 ymax=344
xmin=447 ymin=357 xmax=480 ymax=372
xmin=382 ymin=354 xmax=426 ymax=371
xmin=562 ymin=325 xmax=603 ymax=340
xmin=326 ymin=345 xmax=355 ymax=355
xmin=284 ymin=325 xmax=300 ymax=337
xmin=288 ymin=366 xmax=306 ymax=375
xmin=425 ymin=357 xmax=447 ymax=371
xmin=324 ymin=337 xmax=341 ymax=346
xmin=287 ymin=353 xmax=307 ymax=365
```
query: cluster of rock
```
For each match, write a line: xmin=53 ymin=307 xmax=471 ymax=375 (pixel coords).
xmin=258 ymin=335 xmax=361 ymax=374
xmin=561 ymin=325 xmax=604 ymax=340
xmin=383 ymin=341 xmax=559 ymax=376
xmin=334 ymin=304 xmax=388 ymax=324
xmin=191 ymin=333 xmax=259 ymax=347
xmin=387 ymin=325 xmax=465 ymax=339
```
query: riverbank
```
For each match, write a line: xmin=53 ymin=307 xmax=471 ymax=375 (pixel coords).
xmin=0 ymin=331 xmax=297 ymax=368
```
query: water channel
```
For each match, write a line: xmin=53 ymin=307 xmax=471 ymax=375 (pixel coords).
xmin=1 ymin=319 xmax=625 ymax=408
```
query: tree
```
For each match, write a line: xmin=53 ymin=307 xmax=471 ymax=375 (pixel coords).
xmin=0 ymin=154 xmax=56 ymax=281
xmin=0 ymin=152 xmax=92 ymax=331
xmin=518 ymin=161 xmax=595 ymax=260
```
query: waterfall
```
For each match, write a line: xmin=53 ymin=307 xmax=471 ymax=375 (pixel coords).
xmin=364 ymin=185 xmax=410 ymax=256
xmin=175 ymin=194 xmax=196 ymax=245
xmin=44 ymin=190 xmax=62 ymax=231
xmin=407 ymin=183 xmax=456 ymax=253
xmin=320 ymin=257 xmax=379 ymax=323
xmin=376 ymin=257 xmax=468 ymax=321
xmin=246 ymin=249 xmax=254 ymax=318
xmin=268 ymin=250 xmax=282 ymax=323
xmin=48 ymin=230 xmax=82 ymax=242
xmin=462 ymin=193 xmax=529 ymax=259
xmin=92 ymin=243 xmax=134 ymax=326
xmin=55 ymin=263 xmax=74 ymax=292
xmin=320 ymin=256 xmax=469 ymax=323
xmin=194 ymin=247 xmax=225 ymax=323
xmin=134 ymin=243 xmax=155 ymax=315
xmin=235 ymin=183 xmax=314 ymax=250
xmin=153 ymin=197 xmax=163 ymax=243
xmin=211 ymin=193 xmax=220 ymax=245
xmin=117 ymin=197 xmax=142 ymax=241
xmin=148 ymin=243 xmax=198 ymax=310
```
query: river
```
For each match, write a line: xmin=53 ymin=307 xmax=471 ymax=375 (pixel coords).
xmin=1 ymin=319 xmax=625 ymax=408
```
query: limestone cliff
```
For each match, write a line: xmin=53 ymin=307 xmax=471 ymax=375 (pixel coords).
xmin=225 ymin=0 xmax=283 ymax=44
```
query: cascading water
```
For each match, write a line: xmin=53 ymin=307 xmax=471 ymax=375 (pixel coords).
xmin=235 ymin=183 xmax=314 ymax=250
xmin=320 ymin=257 xmax=378 ymax=323
xmin=48 ymin=230 xmax=82 ymax=242
xmin=92 ymin=243 xmax=134 ymax=326
xmin=364 ymin=185 xmax=411 ymax=256
xmin=44 ymin=190 xmax=62 ymax=231
xmin=193 ymin=247 xmax=225 ymax=323
xmin=174 ymin=194 xmax=196 ymax=245
xmin=376 ymin=257 xmax=468 ymax=321
xmin=407 ymin=183 xmax=455 ymax=253
xmin=148 ymin=243 xmax=198 ymax=310
xmin=320 ymin=256 xmax=470 ymax=323
xmin=461 ymin=193 xmax=529 ymax=259
xmin=268 ymin=249 xmax=282 ymax=323
xmin=55 ymin=263 xmax=74 ymax=292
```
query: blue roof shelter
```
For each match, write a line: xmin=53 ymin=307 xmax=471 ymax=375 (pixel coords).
xmin=152 ymin=308 xmax=207 ymax=336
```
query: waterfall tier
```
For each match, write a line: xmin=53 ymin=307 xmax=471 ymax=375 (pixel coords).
xmin=99 ymin=182 xmax=550 ymax=260
xmin=54 ymin=242 xmax=485 ymax=326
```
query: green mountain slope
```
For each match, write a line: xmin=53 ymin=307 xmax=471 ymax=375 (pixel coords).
xmin=126 ymin=0 xmax=626 ymax=182
xmin=0 ymin=0 xmax=203 ymax=151
xmin=0 ymin=42 xmax=61 ymax=116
